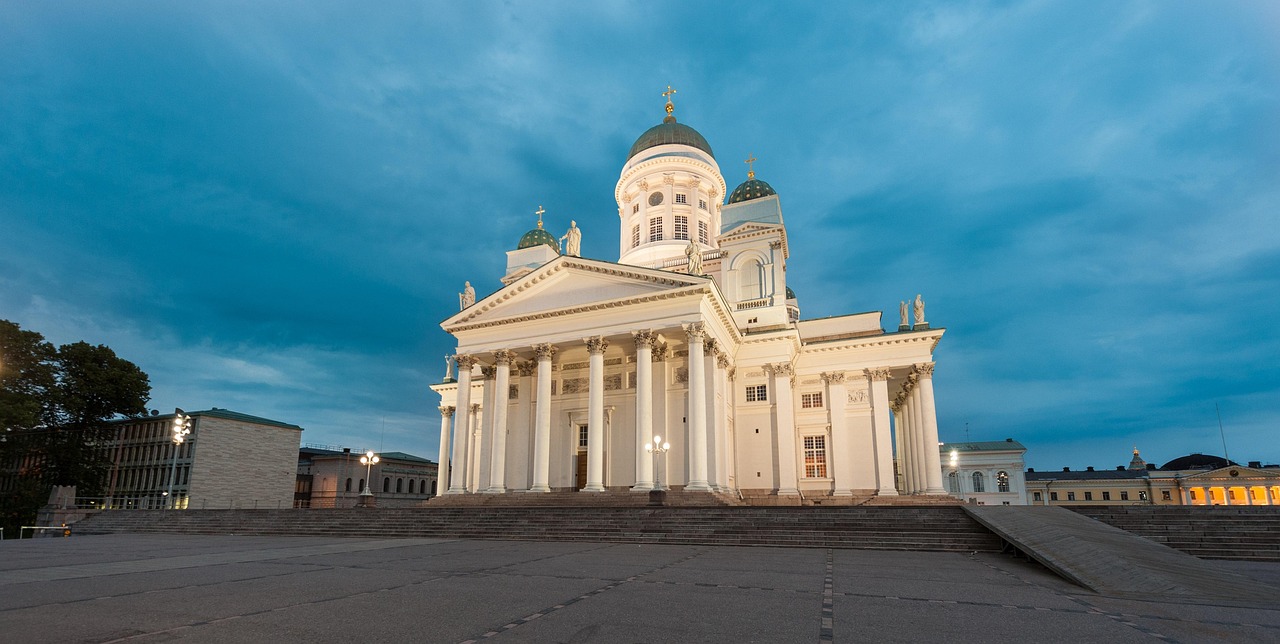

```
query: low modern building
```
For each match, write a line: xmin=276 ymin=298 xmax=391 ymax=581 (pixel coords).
xmin=938 ymin=439 xmax=1028 ymax=505
xmin=1025 ymin=449 xmax=1280 ymax=506
xmin=295 ymin=446 xmax=438 ymax=508
xmin=102 ymin=408 xmax=303 ymax=510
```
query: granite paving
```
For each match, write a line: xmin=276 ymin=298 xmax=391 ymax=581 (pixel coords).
xmin=1 ymin=534 xmax=1278 ymax=643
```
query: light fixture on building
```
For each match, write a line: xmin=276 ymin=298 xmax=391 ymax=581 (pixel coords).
xmin=359 ymin=450 xmax=380 ymax=498
xmin=167 ymin=409 xmax=192 ymax=509
xmin=645 ymin=435 xmax=671 ymax=491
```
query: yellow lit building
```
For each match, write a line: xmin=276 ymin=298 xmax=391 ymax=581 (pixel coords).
xmin=1025 ymin=450 xmax=1280 ymax=506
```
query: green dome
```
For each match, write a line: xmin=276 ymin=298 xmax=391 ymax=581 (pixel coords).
xmin=786 ymin=286 xmax=796 ymax=300
xmin=628 ymin=118 xmax=715 ymax=160
xmin=728 ymin=177 xmax=777 ymax=204
xmin=517 ymin=227 xmax=561 ymax=253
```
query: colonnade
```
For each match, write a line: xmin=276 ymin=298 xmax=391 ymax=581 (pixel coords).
xmin=1184 ymin=485 xmax=1280 ymax=505
xmin=440 ymin=323 xmax=734 ymax=495
xmin=890 ymin=362 xmax=946 ymax=495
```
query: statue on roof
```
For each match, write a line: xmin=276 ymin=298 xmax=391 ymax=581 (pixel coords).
xmin=459 ymin=281 xmax=475 ymax=310
xmin=685 ymin=240 xmax=703 ymax=275
xmin=899 ymin=300 xmax=909 ymax=328
xmin=561 ymin=220 xmax=581 ymax=257
xmin=913 ymin=294 xmax=926 ymax=325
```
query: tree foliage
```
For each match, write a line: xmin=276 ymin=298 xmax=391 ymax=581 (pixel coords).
xmin=1 ymin=320 xmax=151 ymax=531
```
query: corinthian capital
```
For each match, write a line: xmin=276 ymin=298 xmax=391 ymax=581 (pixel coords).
xmin=516 ymin=360 xmax=537 ymax=377
xmin=492 ymin=349 xmax=516 ymax=365
xmin=864 ymin=367 xmax=892 ymax=382
xmin=455 ymin=354 xmax=479 ymax=370
xmin=767 ymin=363 xmax=794 ymax=377
xmin=632 ymin=330 xmax=657 ymax=350
xmin=703 ymin=338 xmax=717 ymax=355
xmin=820 ymin=371 xmax=846 ymax=384
xmin=913 ymin=362 xmax=936 ymax=378
xmin=683 ymin=322 xmax=705 ymax=341
xmin=534 ymin=343 xmax=557 ymax=361
xmin=480 ymin=365 xmax=496 ymax=380
xmin=716 ymin=353 xmax=732 ymax=370
xmin=438 ymin=405 xmax=455 ymax=417
xmin=585 ymin=336 xmax=609 ymax=354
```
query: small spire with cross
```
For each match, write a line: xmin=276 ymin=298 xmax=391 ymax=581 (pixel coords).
xmin=662 ymin=85 xmax=677 ymax=122
xmin=535 ymin=205 xmax=545 ymax=229
xmin=745 ymin=154 xmax=758 ymax=180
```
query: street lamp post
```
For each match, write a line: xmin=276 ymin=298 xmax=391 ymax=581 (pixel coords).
xmin=167 ymin=409 xmax=192 ymax=510
xmin=358 ymin=450 xmax=379 ymax=507
xmin=645 ymin=435 xmax=671 ymax=500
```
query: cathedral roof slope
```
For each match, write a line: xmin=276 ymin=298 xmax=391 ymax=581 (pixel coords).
xmin=628 ymin=119 xmax=715 ymax=160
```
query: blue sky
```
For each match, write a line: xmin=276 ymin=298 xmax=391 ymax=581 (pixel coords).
xmin=2 ymin=1 xmax=1278 ymax=471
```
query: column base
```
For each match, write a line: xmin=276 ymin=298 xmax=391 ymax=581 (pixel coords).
xmin=482 ymin=487 xmax=507 ymax=494
xmin=526 ymin=485 xmax=550 ymax=493
xmin=630 ymin=482 xmax=655 ymax=492
xmin=581 ymin=484 xmax=606 ymax=493
xmin=776 ymin=487 xmax=799 ymax=496
xmin=876 ymin=488 xmax=899 ymax=497
xmin=832 ymin=490 xmax=854 ymax=497
xmin=685 ymin=481 xmax=712 ymax=492
xmin=445 ymin=488 xmax=468 ymax=495
xmin=924 ymin=487 xmax=947 ymax=495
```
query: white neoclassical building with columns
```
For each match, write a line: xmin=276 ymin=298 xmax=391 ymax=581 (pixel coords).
xmin=430 ymin=95 xmax=948 ymax=503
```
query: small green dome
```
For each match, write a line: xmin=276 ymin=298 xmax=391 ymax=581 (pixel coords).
xmin=728 ymin=177 xmax=777 ymax=204
xmin=518 ymin=228 xmax=561 ymax=253
xmin=786 ymin=286 xmax=796 ymax=300
xmin=628 ymin=118 xmax=715 ymax=160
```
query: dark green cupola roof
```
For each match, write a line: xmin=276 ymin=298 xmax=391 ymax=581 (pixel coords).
xmin=728 ymin=177 xmax=777 ymax=203
xmin=516 ymin=207 xmax=561 ymax=253
xmin=628 ymin=89 xmax=714 ymax=160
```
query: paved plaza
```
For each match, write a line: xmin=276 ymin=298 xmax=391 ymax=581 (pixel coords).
xmin=1 ymin=535 xmax=1278 ymax=643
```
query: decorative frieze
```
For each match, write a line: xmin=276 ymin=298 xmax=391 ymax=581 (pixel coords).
xmin=516 ymin=361 xmax=537 ymax=377
xmin=847 ymin=389 xmax=868 ymax=404
xmin=562 ymin=377 xmax=588 ymax=394
xmin=675 ymin=367 xmax=689 ymax=384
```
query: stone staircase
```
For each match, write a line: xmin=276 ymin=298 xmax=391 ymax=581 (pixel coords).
xmin=71 ymin=506 xmax=1001 ymax=552
xmin=426 ymin=488 xmax=742 ymax=507
xmin=1071 ymin=506 xmax=1280 ymax=561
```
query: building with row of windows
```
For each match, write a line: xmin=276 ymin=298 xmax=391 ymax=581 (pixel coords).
xmin=940 ymin=439 xmax=1028 ymax=505
xmin=295 ymin=446 xmax=438 ymax=508
xmin=432 ymin=94 xmax=949 ymax=503
xmin=1025 ymin=450 xmax=1280 ymax=506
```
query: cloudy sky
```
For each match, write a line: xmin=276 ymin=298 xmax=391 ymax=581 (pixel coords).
xmin=3 ymin=2 xmax=1277 ymax=471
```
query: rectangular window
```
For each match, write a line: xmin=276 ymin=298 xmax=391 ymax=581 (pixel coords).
xmin=1050 ymin=492 xmax=1058 ymax=501
xmin=633 ymin=203 xmax=639 ymax=214
xmin=1120 ymin=491 xmax=1129 ymax=501
xmin=1084 ymin=492 xmax=1092 ymax=501
xmin=649 ymin=217 xmax=663 ymax=242
xmin=632 ymin=224 xmax=640 ymax=248
xmin=675 ymin=193 xmax=687 ymax=204
xmin=803 ymin=436 xmax=827 ymax=478
xmin=698 ymin=198 xmax=707 ymax=211
xmin=801 ymin=392 xmax=823 ymax=408
xmin=674 ymin=215 xmax=688 ymax=240
xmin=1033 ymin=491 xmax=1042 ymax=501
xmin=1161 ymin=490 xmax=1171 ymax=501
xmin=1067 ymin=492 xmax=1076 ymax=501
xmin=1102 ymin=491 xmax=1111 ymax=501
xmin=698 ymin=220 xmax=709 ymax=244
xmin=745 ymin=384 xmax=767 ymax=402
xmin=1138 ymin=491 xmax=1148 ymax=501
xmin=578 ymin=425 xmax=588 ymax=449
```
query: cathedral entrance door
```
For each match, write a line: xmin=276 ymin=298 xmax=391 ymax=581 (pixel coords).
xmin=576 ymin=452 xmax=588 ymax=490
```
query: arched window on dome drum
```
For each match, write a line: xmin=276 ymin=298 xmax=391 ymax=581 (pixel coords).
xmin=948 ymin=471 xmax=959 ymax=493
xmin=698 ymin=220 xmax=709 ymax=244
xmin=972 ymin=471 xmax=985 ymax=493
xmin=997 ymin=471 xmax=1010 ymax=492
xmin=739 ymin=259 xmax=763 ymax=300
xmin=632 ymin=224 xmax=640 ymax=248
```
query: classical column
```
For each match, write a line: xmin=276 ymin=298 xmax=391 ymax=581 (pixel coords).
xmin=907 ymin=376 xmax=927 ymax=495
xmin=530 ymin=343 xmax=555 ymax=493
xmin=652 ymin=342 xmax=670 ymax=486
xmin=713 ymin=351 xmax=731 ymax=492
xmin=703 ymin=339 xmax=720 ymax=492
xmin=583 ymin=336 xmax=608 ymax=492
xmin=891 ymin=402 xmax=905 ymax=494
xmin=468 ymin=402 xmax=482 ymax=492
xmin=513 ymin=360 xmax=535 ymax=490
xmin=823 ymin=372 xmax=852 ymax=496
xmin=684 ymin=323 xmax=712 ymax=491
xmin=866 ymin=368 xmax=897 ymax=496
xmin=447 ymin=355 xmax=476 ymax=494
xmin=725 ymin=365 xmax=737 ymax=488
xmin=631 ymin=331 xmax=656 ymax=491
xmin=485 ymin=350 xmax=515 ymax=493
xmin=914 ymin=362 xmax=946 ymax=494
xmin=770 ymin=362 xmax=799 ymax=496
xmin=897 ymin=390 xmax=915 ymax=494
xmin=477 ymin=365 xmax=496 ymax=491
xmin=437 ymin=406 xmax=454 ymax=495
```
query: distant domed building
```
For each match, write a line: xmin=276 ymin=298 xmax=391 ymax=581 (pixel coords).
xmin=432 ymin=89 xmax=948 ymax=503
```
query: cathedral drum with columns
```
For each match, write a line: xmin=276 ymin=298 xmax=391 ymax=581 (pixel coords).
xmin=431 ymin=92 xmax=949 ymax=503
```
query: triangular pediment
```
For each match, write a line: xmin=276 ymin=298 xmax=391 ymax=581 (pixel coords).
xmin=720 ymin=220 xmax=784 ymax=239
xmin=443 ymin=256 xmax=709 ymax=330
xmin=1180 ymin=466 xmax=1280 ymax=481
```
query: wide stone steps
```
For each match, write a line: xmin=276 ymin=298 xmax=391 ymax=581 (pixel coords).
xmin=1071 ymin=506 xmax=1280 ymax=561
xmin=72 ymin=507 xmax=1001 ymax=552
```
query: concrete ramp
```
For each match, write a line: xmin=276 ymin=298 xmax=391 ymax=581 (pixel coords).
xmin=964 ymin=505 xmax=1280 ymax=603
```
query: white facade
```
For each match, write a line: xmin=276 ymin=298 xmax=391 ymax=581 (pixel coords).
xmin=431 ymin=101 xmax=948 ymax=502
xmin=940 ymin=440 xmax=1028 ymax=505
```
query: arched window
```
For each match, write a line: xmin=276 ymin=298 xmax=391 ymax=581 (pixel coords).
xmin=997 ymin=471 xmax=1010 ymax=493
xmin=972 ymin=471 xmax=985 ymax=493
xmin=396 ymin=478 xmax=403 ymax=493
xmin=408 ymin=479 xmax=415 ymax=494
xmin=420 ymin=480 xmax=427 ymax=494
xmin=431 ymin=480 xmax=438 ymax=495
xmin=358 ymin=479 xmax=364 ymax=492
xmin=740 ymin=258 xmax=763 ymax=300
xmin=345 ymin=478 xmax=352 ymax=492
xmin=948 ymin=471 xmax=960 ymax=493
xmin=383 ymin=477 xmax=390 ymax=493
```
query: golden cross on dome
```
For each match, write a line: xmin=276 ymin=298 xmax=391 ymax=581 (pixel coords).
xmin=745 ymin=154 xmax=758 ymax=179
xmin=535 ymin=205 xmax=545 ymax=229
xmin=663 ymin=85 xmax=677 ymax=117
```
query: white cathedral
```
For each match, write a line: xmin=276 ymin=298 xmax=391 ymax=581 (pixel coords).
xmin=431 ymin=94 xmax=948 ymax=503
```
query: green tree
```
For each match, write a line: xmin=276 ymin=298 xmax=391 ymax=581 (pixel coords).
xmin=1 ymin=320 xmax=151 ymax=534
